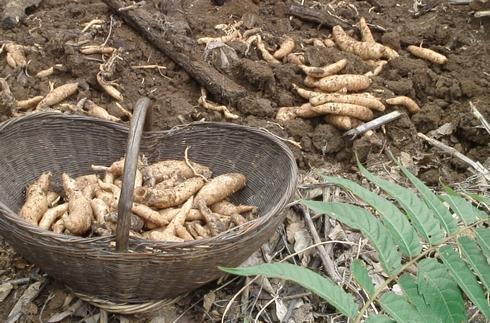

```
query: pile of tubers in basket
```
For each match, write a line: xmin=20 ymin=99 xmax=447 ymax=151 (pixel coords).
xmin=18 ymin=156 xmax=257 ymax=242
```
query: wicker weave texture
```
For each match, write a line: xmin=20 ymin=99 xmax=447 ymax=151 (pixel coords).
xmin=0 ymin=113 xmax=297 ymax=303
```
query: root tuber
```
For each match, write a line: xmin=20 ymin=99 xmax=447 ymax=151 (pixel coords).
xmin=273 ymin=36 xmax=295 ymax=59
xmin=314 ymin=74 xmax=372 ymax=92
xmin=310 ymin=92 xmax=385 ymax=111
xmin=39 ymin=203 xmax=69 ymax=230
xmin=36 ymin=83 xmax=79 ymax=110
xmin=407 ymin=45 xmax=447 ymax=64
xmin=310 ymin=102 xmax=374 ymax=121
xmin=194 ymin=173 xmax=246 ymax=206
xmin=332 ymin=26 xmax=385 ymax=59
xmin=324 ymin=115 xmax=363 ymax=130
xmin=385 ymin=96 xmax=421 ymax=113
xmin=19 ymin=172 xmax=51 ymax=225
xmin=299 ymin=59 xmax=347 ymax=78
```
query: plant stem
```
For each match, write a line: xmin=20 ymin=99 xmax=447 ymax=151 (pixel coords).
xmin=353 ymin=220 xmax=484 ymax=323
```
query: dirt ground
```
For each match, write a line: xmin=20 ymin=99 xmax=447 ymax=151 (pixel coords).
xmin=0 ymin=0 xmax=489 ymax=322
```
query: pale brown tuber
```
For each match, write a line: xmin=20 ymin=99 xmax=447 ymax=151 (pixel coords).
xmin=39 ymin=203 xmax=69 ymax=230
xmin=310 ymin=92 xmax=385 ymax=111
xmin=310 ymin=102 xmax=374 ymax=121
xmin=385 ymin=96 xmax=421 ymax=113
xmin=194 ymin=173 xmax=246 ymax=206
xmin=19 ymin=172 xmax=51 ymax=225
xmin=299 ymin=59 xmax=347 ymax=78
xmin=36 ymin=83 xmax=79 ymax=110
xmin=407 ymin=45 xmax=447 ymax=64
xmin=273 ymin=36 xmax=295 ymax=59
xmin=324 ymin=115 xmax=363 ymax=130
xmin=314 ymin=74 xmax=372 ymax=92
xmin=332 ymin=26 xmax=385 ymax=59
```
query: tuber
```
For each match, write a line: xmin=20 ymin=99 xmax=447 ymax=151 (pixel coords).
xmin=36 ymin=83 xmax=79 ymax=110
xmin=310 ymin=92 xmax=385 ymax=111
xmin=314 ymin=74 xmax=372 ymax=92
xmin=407 ymin=45 xmax=447 ymax=65
xmin=310 ymin=102 xmax=374 ymax=121
xmin=19 ymin=172 xmax=51 ymax=225
xmin=385 ymin=96 xmax=421 ymax=113
xmin=134 ymin=177 xmax=205 ymax=209
xmin=332 ymin=26 xmax=385 ymax=59
xmin=194 ymin=173 xmax=246 ymax=206
xmin=299 ymin=59 xmax=347 ymax=78
xmin=39 ymin=203 xmax=69 ymax=230
xmin=324 ymin=115 xmax=362 ymax=130
xmin=273 ymin=36 xmax=295 ymax=59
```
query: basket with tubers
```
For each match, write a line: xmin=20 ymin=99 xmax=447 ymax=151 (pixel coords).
xmin=0 ymin=98 xmax=297 ymax=308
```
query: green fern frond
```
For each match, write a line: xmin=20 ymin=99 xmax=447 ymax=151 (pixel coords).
xmin=475 ymin=227 xmax=490 ymax=260
xmin=398 ymin=166 xmax=457 ymax=234
xmin=357 ymin=161 xmax=445 ymax=245
xmin=417 ymin=259 xmax=467 ymax=323
xmin=379 ymin=292 xmax=424 ymax=323
xmin=458 ymin=236 xmax=490 ymax=291
xmin=324 ymin=176 xmax=421 ymax=257
xmin=303 ymin=201 xmax=402 ymax=275
xmin=351 ymin=259 xmax=375 ymax=296
xmin=398 ymin=274 xmax=442 ymax=323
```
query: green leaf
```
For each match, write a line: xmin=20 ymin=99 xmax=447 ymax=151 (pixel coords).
xmin=399 ymin=166 xmax=457 ymax=234
xmin=417 ymin=259 xmax=467 ymax=323
xmin=475 ymin=227 xmax=490 ymax=261
xmin=458 ymin=236 xmax=490 ymax=291
xmin=351 ymin=259 xmax=375 ymax=296
xmin=379 ymin=292 xmax=424 ymax=323
xmin=220 ymin=263 xmax=358 ymax=318
xmin=358 ymin=162 xmax=445 ymax=245
xmin=464 ymin=192 xmax=490 ymax=208
xmin=324 ymin=176 xmax=421 ymax=257
xmin=439 ymin=245 xmax=490 ymax=320
xmin=441 ymin=186 xmax=488 ymax=223
xmin=364 ymin=314 xmax=395 ymax=323
xmin=303 ymin=201 xmax=401 ymax=275
xmin=398 ymin=274 xmax=441 ymax=323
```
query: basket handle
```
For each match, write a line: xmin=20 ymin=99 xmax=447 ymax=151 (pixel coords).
xmin=115 ymin=97 xmax=152 ymax=252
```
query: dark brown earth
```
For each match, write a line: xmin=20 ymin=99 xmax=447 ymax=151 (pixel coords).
xmin=0 ymin=0 xmax=489 ymax=321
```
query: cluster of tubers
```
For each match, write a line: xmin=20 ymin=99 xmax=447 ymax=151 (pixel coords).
xmin=197 ymin=17 xmax=448 ymax=131
xmin=18 ymin=156 xmax=257 ymax=242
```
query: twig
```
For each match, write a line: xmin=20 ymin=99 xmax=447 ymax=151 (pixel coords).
xmin=469 ymin=101 xmax=490 ymax=135
xmin=344 ymin=111 xmax=403 ymax=139
xmin=118 ymin=0 xmax=146 ymax=11
xmin=101 ymin=15 xmax=114 ymax=47
xmin=418 ymin=133 xmax=490 ymax=181
xmin=258 ymin=128 xmax=302 ymax=149
xmin=292 ymin=205 xmax=343 ymax=283
xmin=184 ymin=146 xmax=209 ymax=182
xmin=131 ymin=64 xmax=166 ymax=70
xmin=475 ymin=10 xmax=490 ymax=17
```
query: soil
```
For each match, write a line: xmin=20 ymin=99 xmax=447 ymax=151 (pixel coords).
xmin=0 ymin=0 xmax=489 ymax=322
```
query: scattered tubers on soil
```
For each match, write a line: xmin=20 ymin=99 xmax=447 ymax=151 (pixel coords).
xmin=332 ymin=25 xmax=385 ymax=59
xmin=407 ymin=45 xmax=448 ymax=64
xmin=256 ymin=36 xmax=281 ymax=65
xmin=314 ymin=74 xmax=372 ymax=92
xmin=36 ymin=83 xmax=79 ymax=110
xmin=385 ymin=96 xmax=421 ymax=113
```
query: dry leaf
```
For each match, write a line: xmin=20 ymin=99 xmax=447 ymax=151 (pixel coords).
xmin=203 ymin=291 xmax=216 ymax=312
xmin=0 ymin=283 xmax=13 ymax=302
xmin=275 ymin=298 xmax=288 ymax=322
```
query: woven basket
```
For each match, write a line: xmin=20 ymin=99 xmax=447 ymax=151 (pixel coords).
xmin=0 ymin=98 xmax=297 ymax=304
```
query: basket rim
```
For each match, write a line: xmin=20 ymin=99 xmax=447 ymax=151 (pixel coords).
xmin=0 ymin=112 xmax=298 ymax=253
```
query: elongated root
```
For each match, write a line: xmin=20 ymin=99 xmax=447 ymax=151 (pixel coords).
xmin=358 ymin=17 xmax=375 ymax=43
xmin=198 ymin=91 xmax=239 ymax=120
xmin=299 ymin=59 xmax=347 ymax=78
xmin=311 ymin=102 xmax=374 ymax=121
xmin=314 ymin=74 xmax=372 ymax=92
xmin=256 ymin=36 xmax=281 ymax=64
xmin=273 ymin=36 xmax=295 ymax=59
xmin=36 ymin=83 xmax=79 ymax=110
xmin=310 ymin=92 xmax=385 ymax=111
xmin=332 ymin=26 xmax=385 ymax=59
xmin=407 ymin=45 xmax=447 ymax=64
xmin=386 ymin=96 xmax=421 ymax=113
xmin=324 ymin=115 xmax=362 ymax=130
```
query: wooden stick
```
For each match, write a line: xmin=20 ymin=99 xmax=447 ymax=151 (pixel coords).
xmin=469 ymin=101 xmax=490 ymax=135
xmin=292 ymin=205 xmax=342 ymax=283
xmin=287 ymin=3 xmax=351 ymax=29
xmin=102 ymin=0 xmax=247 ymax=103
xmin=418 ymin=133 xmax=490 ymax=181
xmin=344 ymin=110 xmax=403 ymax=139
